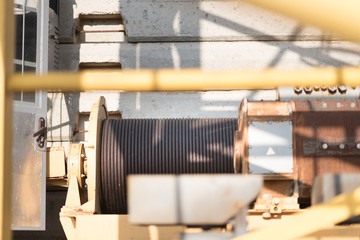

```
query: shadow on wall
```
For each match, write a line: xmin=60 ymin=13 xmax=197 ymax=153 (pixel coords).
xmin=117 ymin=90 xmax=277 ymax=119
xmin=49 ymin=0 xmax=360 ymax=143
xmin=119 ymin=1 xmax=360 ymax=70
xmin=120 ymin=1 xmax=201 ymax=69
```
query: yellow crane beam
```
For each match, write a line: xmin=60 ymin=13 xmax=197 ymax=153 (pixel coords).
xmin=240 ymin=0 xmax=360 ymax=42
xmin=8 ymin=67 xmax=360 ymax=92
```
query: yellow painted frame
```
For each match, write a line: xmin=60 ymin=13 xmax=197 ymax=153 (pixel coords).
xmin=7 ymin=67 xmax=360 ymax=92
xmin=0 ymin=0 xmax=14 ymax=238
xmin=1 ymin=0 xmax=360 ymax=239
xmin=234 ymin=187 xmax=360 ymax=240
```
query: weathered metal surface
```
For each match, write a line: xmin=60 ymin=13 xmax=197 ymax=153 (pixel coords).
xmin=12 ymin=112 xmax=43 ymax=229
xmin=303 ymin=141 xmax=360 ymax=156
xmin=67 ymin=143 xmax=86 ymax=188
xmin=260 ymin=180 xmax=295 ymax=198
xmin=247 ymin=101 xmax=292 ymax=119
xmin=234 ymin=99 xmax=248 ymax=173
xmin=312 ymin=173 xmax=360 ymax=205
xmin=128 ymin=175 xmax=262 ymax=225
xmin=237 ymin=100 xmax=294 ymax=174
xmin=46 ymin=146 xmax=66 ymax=178
xmin=278 ymin=86 xmax=360 ymax=101
xmin=237 ymin=99 xmax=360 ymax=204
xmin=100 ymin=118 xmax=237 ymax=214
xmin=87 ymin=96 xmax=108 ymax=214
xmin=293 ymin=100 xmax=360 ymax=200
xmin=248 ymin=121 xmax=293 ymax=174
xmin=294 ymin=99 xmax=360 ymax=111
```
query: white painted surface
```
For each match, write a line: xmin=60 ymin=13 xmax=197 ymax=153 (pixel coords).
xmin=248 ymin=121 xmax=293 ymax=174
xmin=53 ymin=0 xmax=360 ymax=144
xmin=120 ymin=0 xmax=325 ymax=42
xmin=60 ymin=41 xmax=360 ymax=71
xmin=128 ymin=175 xmax=262 ymax=225
xmin=116 ymin=91 xmax=276 ymax=119
xmin=46 ymin=90 xmax=276 ymax=142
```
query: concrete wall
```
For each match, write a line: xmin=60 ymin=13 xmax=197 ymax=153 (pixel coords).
xmin=50 ymin=0 xmax=360 ymax=144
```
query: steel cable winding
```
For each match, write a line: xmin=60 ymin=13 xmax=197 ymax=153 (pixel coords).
xmin=100 ymin=118 xmax=237 ymax=214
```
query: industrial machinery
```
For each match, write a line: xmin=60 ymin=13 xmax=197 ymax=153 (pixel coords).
xmin=235 ymin=98 xmax=360 ymax=220
xmin=3 ymin=0 xmax=360 ymax=239
xmin=45 ymin=95 xmax=360 ymax=240
xmin=49 ymin=97 xmax=254 ymax=239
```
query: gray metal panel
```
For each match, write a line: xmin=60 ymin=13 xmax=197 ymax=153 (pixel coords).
xmin=128 ymin=175 xmax=262 ymax=225
xmin=12 ymin=0 xmax=48 ymax=231
xmin=248 ymin=121 xmax=293 ymax=174
xmin=11 ymin=112 xmax=43 ymax=229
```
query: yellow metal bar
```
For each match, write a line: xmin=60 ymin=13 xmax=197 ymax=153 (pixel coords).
xmin=234 ymin=187 xmax=360 ymax=240
xmin=8 ymin=67 xmax=360 ymax=92
xmin=240 ymin=0 xmax=360 ymax=41
xmin=0 ymin=0 xmax=14 ymax=238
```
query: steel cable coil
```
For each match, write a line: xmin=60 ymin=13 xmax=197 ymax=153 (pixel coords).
xmin=100 ymin=118 xmax=237 ymax=214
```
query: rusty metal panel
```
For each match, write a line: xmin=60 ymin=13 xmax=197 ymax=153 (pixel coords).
xmin=294 ymin=99 xmax=360 ymax=112
xmin=303 ymin=141 xmax=360 ymax=156
xmin=293 ymin=100 xmax=360 ymax=200
xmin=260 ymin=180 xmax=295 ymax=198
xmin=247 ymin=101 xmax=292 ymax=119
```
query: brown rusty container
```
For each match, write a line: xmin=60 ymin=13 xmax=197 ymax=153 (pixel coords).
xmin=293 ymin=100 xmax=360 ymax=202
xmin=236 ymin=99 xmax=360 ymax=205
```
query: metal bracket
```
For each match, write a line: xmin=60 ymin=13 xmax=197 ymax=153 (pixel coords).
xmin=33 ymin=117 xmax=47 ymax=148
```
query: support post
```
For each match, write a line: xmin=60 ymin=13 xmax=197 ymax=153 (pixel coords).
xmin=0 ymin=0 xmax=14 ymax=238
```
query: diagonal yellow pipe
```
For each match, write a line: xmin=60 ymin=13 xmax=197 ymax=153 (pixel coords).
xmin=240 ymin=0 xmax=360 ymax=41
xmin=234 ymin=186 xmax=360 ymax=240
xmin=8 ymin=67 xmax=360 ymax=92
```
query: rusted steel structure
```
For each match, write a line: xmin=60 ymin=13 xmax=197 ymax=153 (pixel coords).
xmin=235 ymin=99 xmax=360 ymax=219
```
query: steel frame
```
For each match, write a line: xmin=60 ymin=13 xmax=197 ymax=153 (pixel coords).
xmin=1 ymin=0 xmax=360 ymax=239
xmin=6 ymin=67 xmax=360 ymax=92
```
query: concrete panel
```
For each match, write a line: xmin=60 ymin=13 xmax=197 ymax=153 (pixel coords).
xmin=59 ymin=0 xmax=122 ymax=42
xmin=59 ymin=0 xmax=334 ymax=43
xmin=59 ymin=0 xmax=77 ymax=43
xmin=46 ymin=90 xmax=276 ymax=142
xmin=60 ymin=41 xmax=360 ymax=71
xmin=76 ymin=0 xmax=121 ymax=15
xmin=55 ymin=40 xmax=360 ymax=141
xmin=117 ymin=91 xmax=276 ymax=119
xmin=120 ymin=0 xmax=326 ymax=42
xmin=46 ymin=92 xmax=121 ymax=142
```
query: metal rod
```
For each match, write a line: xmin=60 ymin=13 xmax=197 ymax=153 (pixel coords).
xmin=8 ymin=67 xmax=360 ymax=92
xmin=233 ymin=186 xmax=360 ymax=240
xmin=240 ymin=0 xmax=360 ymax=41
xmin=0 ymin=0 xmax=14 ymax=238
